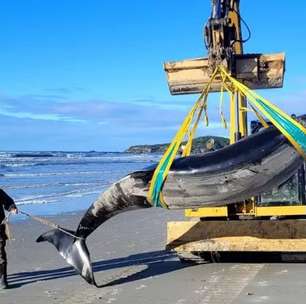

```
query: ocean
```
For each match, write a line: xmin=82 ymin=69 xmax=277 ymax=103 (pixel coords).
xmin=0 ymin=151 xmax=159 ymax=219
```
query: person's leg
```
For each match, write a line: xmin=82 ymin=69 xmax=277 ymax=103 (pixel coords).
xmin=0 ymin=240 xmax=8 ymax=289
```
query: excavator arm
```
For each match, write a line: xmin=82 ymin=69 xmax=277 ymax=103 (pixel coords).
xmin=164 ymin=0 xmax=285 ymax=95
xmin=205 ymin=0 xmax=243 ymax=73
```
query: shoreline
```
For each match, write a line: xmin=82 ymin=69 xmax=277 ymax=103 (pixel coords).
xmin=9 ymin=208 xmax=86 ymax=223
xmin=11 ymin=191 xmax=99 ymax=222
xmin=2 ymin=207 xmax=186 ymax=304
xmin=2 ymin=207 xmax=306 ymax=303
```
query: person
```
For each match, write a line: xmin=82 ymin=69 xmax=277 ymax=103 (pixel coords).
xmin=0 ymin=189 xmax=18 ymax=289
xmin=206 ymin=138 xmax=215 ymax=151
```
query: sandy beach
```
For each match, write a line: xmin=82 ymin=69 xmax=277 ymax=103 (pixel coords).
xmin=0 ymin=208 xmax=305 ymax=304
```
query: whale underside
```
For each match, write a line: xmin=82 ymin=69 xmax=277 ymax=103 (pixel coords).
xmin=37 ymin=123 xmax=304 ymax=286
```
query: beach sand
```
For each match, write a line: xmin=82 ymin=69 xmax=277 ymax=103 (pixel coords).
xmin=2 ymin=208 xmax=306 ymax=304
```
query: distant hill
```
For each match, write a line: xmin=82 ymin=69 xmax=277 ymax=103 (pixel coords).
xmin=125 ymin=136 xmax=229 ymax=154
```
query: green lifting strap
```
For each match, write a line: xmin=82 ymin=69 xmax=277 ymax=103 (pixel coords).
xmin=219 ymin=66 xmax=306 ymax=159
xmin=148 ymin=66 xmax=306 ymax=209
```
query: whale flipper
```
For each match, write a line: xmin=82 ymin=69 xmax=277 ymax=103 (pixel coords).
xmin=37 ymin=229 xmax=96 ymax=286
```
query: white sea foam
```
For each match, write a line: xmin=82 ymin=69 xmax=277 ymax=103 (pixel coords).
xmin=1 ymin=151 xmax=155 ymax=212
xmin=15 ymin=187 xmax=105 ymax=205
xmin=5 ymin=181 xmax=106 ymax=190
xmin=4 ymin=171 xmax=104 ymax=178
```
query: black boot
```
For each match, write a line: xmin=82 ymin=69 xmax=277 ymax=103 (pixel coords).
xmin=0 ymin=263 xmax=8 ymax=289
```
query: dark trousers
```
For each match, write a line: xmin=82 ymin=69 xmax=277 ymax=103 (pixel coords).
xmin=0 ymin=241 xmax=6 ymax=266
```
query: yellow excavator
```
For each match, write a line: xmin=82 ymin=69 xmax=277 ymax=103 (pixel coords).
xmin=164 ymin=0 xmax=306 ymax=262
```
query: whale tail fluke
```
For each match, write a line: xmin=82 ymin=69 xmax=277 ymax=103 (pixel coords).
xmin=36 ymin=228 xmax=96 ymax=286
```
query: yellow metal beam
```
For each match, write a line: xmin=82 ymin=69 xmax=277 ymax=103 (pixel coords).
xmin=185 ymin=207 xmax=228 ymax=217
xmin=229 ymin=91 xmax=237 ymax=144
xmin=229 ymin=0 xmax=243 ymax=55
xmin=238 ymin=92 xmax=248 ymax=137
xmin=229 ymin=0 xmax=248 ymax=139
xmin=255 ymin=206 xmax=306 ymax=217
xmin=185 ymin=205 xmax=306 ymax=218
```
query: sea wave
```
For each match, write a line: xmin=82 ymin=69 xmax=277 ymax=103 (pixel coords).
xmin=4 ymin=181 xmax=106 ymax=190
xmin=0 ymin=163 xmax=38 ymax=168
xmin=4 ymin=170 xmax=108 ymax=178
xmin=0 ymin=151 xmax=160 ymax=159
xmin=0 ymin=154 xmax=159 ymax=170
xmin=1 ymin=150 xmax=154 ymax=212
xmin=15 ymin=188 xmax=102 ymax=206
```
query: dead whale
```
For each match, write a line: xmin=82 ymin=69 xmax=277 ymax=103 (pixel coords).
xmin=37 ymin=124 xmax=304 ymax=285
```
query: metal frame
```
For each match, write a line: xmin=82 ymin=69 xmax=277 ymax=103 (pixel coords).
xmin=166 ymin=0 xmax=306 ymax=256
xmin=182 ymin=0 xmax=306 ymax=220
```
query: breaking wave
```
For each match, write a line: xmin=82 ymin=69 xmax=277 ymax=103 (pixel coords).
xmin=1 ymin=151 xmax=155 ymax=213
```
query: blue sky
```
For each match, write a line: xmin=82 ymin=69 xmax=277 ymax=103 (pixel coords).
xmin=0 ymin=0 xmax=305 ymax=151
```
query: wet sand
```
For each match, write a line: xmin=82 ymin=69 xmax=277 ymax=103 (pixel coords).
xmin=2 ymin=208 xmax=306 ymax=304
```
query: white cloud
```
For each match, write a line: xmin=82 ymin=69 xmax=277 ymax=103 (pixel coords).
xmin=0 ymin=108 xmax=85 ymax=123
xmin=1 ymin=87 xmax=304 ymax=151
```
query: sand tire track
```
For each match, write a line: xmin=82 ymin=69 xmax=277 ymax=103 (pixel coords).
xmin=194 ymin=264 xmax=264 ymax=304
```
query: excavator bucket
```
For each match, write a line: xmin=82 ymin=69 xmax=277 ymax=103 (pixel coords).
xmin=164 ymin=53 xmax=285 ymax=95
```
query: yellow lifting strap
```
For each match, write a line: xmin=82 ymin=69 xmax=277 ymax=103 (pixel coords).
xmin=219 ymin=66 xmax=306 ymax=159
xmin=147 ymin=66 xmax=306 ymax=208
xmin=147 ymin=67 xmax=219 ymax=208
xmin=219 ymin=82 xmax=227 ymax=129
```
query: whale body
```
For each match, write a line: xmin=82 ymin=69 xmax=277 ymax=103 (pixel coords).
xmin=37 ymin=123 xmax=304 ymax=285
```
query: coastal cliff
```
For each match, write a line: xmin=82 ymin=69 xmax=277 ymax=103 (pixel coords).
xmin=125 ymin=136 xmax=229 ymax=154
